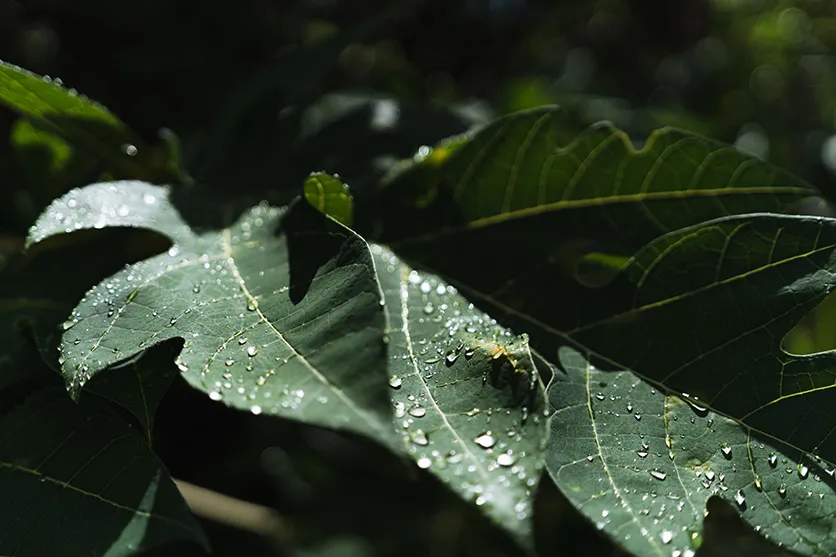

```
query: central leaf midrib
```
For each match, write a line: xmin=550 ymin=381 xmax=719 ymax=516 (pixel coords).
xmin=397 ymin=265 xmax=493 ymax=487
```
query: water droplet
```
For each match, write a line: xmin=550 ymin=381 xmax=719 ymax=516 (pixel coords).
xmin=247 ymin=299 xmax=258 ymax=311
xmin=497 ymin=452 xmax=515 ymax=467
xmin=626 ymin=403 xmax=633 ymax=413
xmin=247 ymin=345 xmax=259 ymax=357
xmin=586 ymin=455 xmax=595 ymax=462
xmin=767 ymin=453 xmax=777 ymax=467
xmin=445 ymin=350 xmax=459 ymax=365
xmin=225 ymin=360 xmax=235 ymax=367
xmin=193 ymin=284 xmax=201 ymax=294
xmin=636 ymin=451 xmax=648 ymax=459
xmin=389 ymin=375 xmax=403 ymax=389
xmin=659 ymin=530 xmax=673 ymax=544
xmin=634 ymin=414 xmax=641 ymax=421
xmin=417 ymin=456 xmax=432 ymax=469
xmin=734 ymin=489 xmax=746 ymax=507
xmin=649 ymin=470 xmax=667 ymax=481
xmin=124 ymin=144 xmax=138 ymax=156
xmin=754 ymin=475 xmax=763 ymax=491
xmin=705 ymin=470 xmax=715 ymax=481
xmin=394 ymin=402 xmax=406 ymax=418
xmin=721 ymin=443 xmax=732 ymax=457
xmin=250 ymin=404 xmax=262 ymax=415
xmin=411 ymin=430 xmax=429 ymax=446
xmin=799 ymin=463 xmax=809 ymax=479
xmin=238 ymin=337 xmax=248 ymax=345
xmin=423 ymin=303 xmax=434 ymax=315
xmin=143 ymin=193 xmax=156 ymax=204
xmin=475 ymin=433 xmax=496 ymax=449
xmin=778 ymin=484 xmax=787 ymax=496
xmin=408 ymin=407 xmax=426 ymax=418
xmin=595 ymin=393 xmax=605 ymax=401
xmin=209 ymin=391 xmax=223 ymax=401
xmin=169 ymin=317 xmax=177 ymax=326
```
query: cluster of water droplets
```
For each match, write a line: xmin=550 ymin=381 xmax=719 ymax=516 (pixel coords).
xmin=570 ymin=364 xmax=836 ymax=555
xmin=376 ymin=248 xmax=548 ymax=528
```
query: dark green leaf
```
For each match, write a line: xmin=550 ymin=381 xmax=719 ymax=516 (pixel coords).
xmin=0 ymin=60 xmax=149 ymax=179
xmin=379 ymin=106 xmax=817 ymax=299
xmin=304 ymin=172 xmax=353 ymax=226
xmin=0 ymin=388 xmax=206 ymax=556
xmin=548 ymin=346 xmax=836 ymax=557
xmin=27 ymin=181 xmax=397 ymax=447
xmin=375 ymin=246 xmax=547 ymax=547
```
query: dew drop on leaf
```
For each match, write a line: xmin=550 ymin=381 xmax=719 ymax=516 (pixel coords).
xmin=767 ymin=453 xmax=777 ymax=467
xmin=417 ymin=456 xmax=432 ymax=469
xmin=659 ymin=530 xmax=673 ymax=544
xmin=475 ymin=433 xmax=496 ymax=449
xmin=497 ymin=452 xmax=515 ymax=467
xmin=408 ymin=407 xmax=426 ymax=418
xmin=225 ymin=360 xmax=234 ymax=367
xmin=250 ymin=405 xmax=262 ymax=415
xmin=649 ymin=470 xmax=667 ymax=481
xmin=247 ymin=345 xmax=259 ymax=357
xmin=411 ymin=430 xmax=429 ymax=446
xmin=799 ymin=463 xmax=809 ymax=479
xmin=389 ymin=375 xmax=402 ymax=389
xmin=734 ymin=489 xmax=746 ymax=507
xmin=721 ymin=443 xmax=732 ymax=457
xmin=209 ymin=391 xmax=223 ymax=401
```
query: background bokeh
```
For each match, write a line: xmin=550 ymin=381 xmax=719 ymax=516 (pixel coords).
xmin=2 ymin=1 xmax=835 ymax=555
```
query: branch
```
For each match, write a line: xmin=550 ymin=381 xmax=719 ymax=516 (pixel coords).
xmin=174 ymin=478 xmax=292 ymax=545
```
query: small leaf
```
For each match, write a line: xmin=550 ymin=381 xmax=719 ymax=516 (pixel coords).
xmin=0 ymin=388 xmax=206 ymax=556
xmin=304 ymin=172 xmax=353 ymax=226
xmin=375 ymin=246 xmax=548 ymax=547
xmin=548 ymin=346 xmax=836 ymax=557
xmin=27 ymin=181 xmax=397 ymax=448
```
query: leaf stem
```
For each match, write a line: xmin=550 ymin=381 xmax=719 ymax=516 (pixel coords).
xmin=174 ymin=478 xmax=291 ymax=545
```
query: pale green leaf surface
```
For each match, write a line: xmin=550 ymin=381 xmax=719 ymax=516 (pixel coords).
xmin=304 ymin=172 xmax=353 ymax=226
xmin=27 ymin=182 xmax=397 ymax=446
xmin=375 ymin=246 xmax=548 ymax=547
xmin=0 ymin=388 xmax=205 ymax=556
xmin=548 ymin=347 xmax=836 ymax=557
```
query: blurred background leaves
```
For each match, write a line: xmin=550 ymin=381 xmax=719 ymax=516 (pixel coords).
xmin=2 ymin=0 xmax=836 ymax=555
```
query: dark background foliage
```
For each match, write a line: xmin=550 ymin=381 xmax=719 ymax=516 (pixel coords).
xmin=2 ymin=1 xmax=835 ymax=555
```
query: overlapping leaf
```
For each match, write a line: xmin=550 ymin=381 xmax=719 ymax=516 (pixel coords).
xmin=27 ymin=181 xmax=397 ymax=447
xmin=548 ymin=346 xmax=836 ymax=557
xmin=0 ymin=388 xmax=205 ymax=556
xmin=378 ymin=105 xmax=818 ymax=304
xmin=374 ymin=246 xmax=547 ymax=547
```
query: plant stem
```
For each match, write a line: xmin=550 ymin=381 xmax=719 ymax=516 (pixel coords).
xmin=174 ymin=478 xmax=291 ymax=545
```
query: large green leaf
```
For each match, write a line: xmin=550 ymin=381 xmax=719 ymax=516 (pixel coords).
xmin=509 ymin=214 xmax=836 ymax=464
xmin=0 ymin=60 xmax=152 ymax=179
xmin=0 ymin=387 xmax=206 ymax=556
xmin=26 ymin=181 xmax=397 ymax=447
xmin=378 ymin=106 xmax=818 ymax=299
xmin=374 ymin=246 xmax=547 ymax=547
xmin=548 ymin=346 xmax=836 ymax=557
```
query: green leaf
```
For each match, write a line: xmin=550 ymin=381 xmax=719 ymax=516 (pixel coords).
xmin=0 ymin=60 xmax=149 ymax=178
xmin=27 ymin=181 xmax=398 ymax=447
xmin=523 ymin=215 xmax=836 ymax=463
xmin=548 ymin=346 xmax=836 ymax=557
xmin=304 ymin=172 xmax=353 ymax=226
xmin=378 ymin=106 xmax=818 ymax=298
xmin=0 ymin=248 xmax=177 ymax=438
xmin=0 ymin=387 xmax=206 ymax=556
xmin=86 ymin=344 xmax=177 ymax=442
xmin=375 ymin=246 xmax=548 ymax=547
